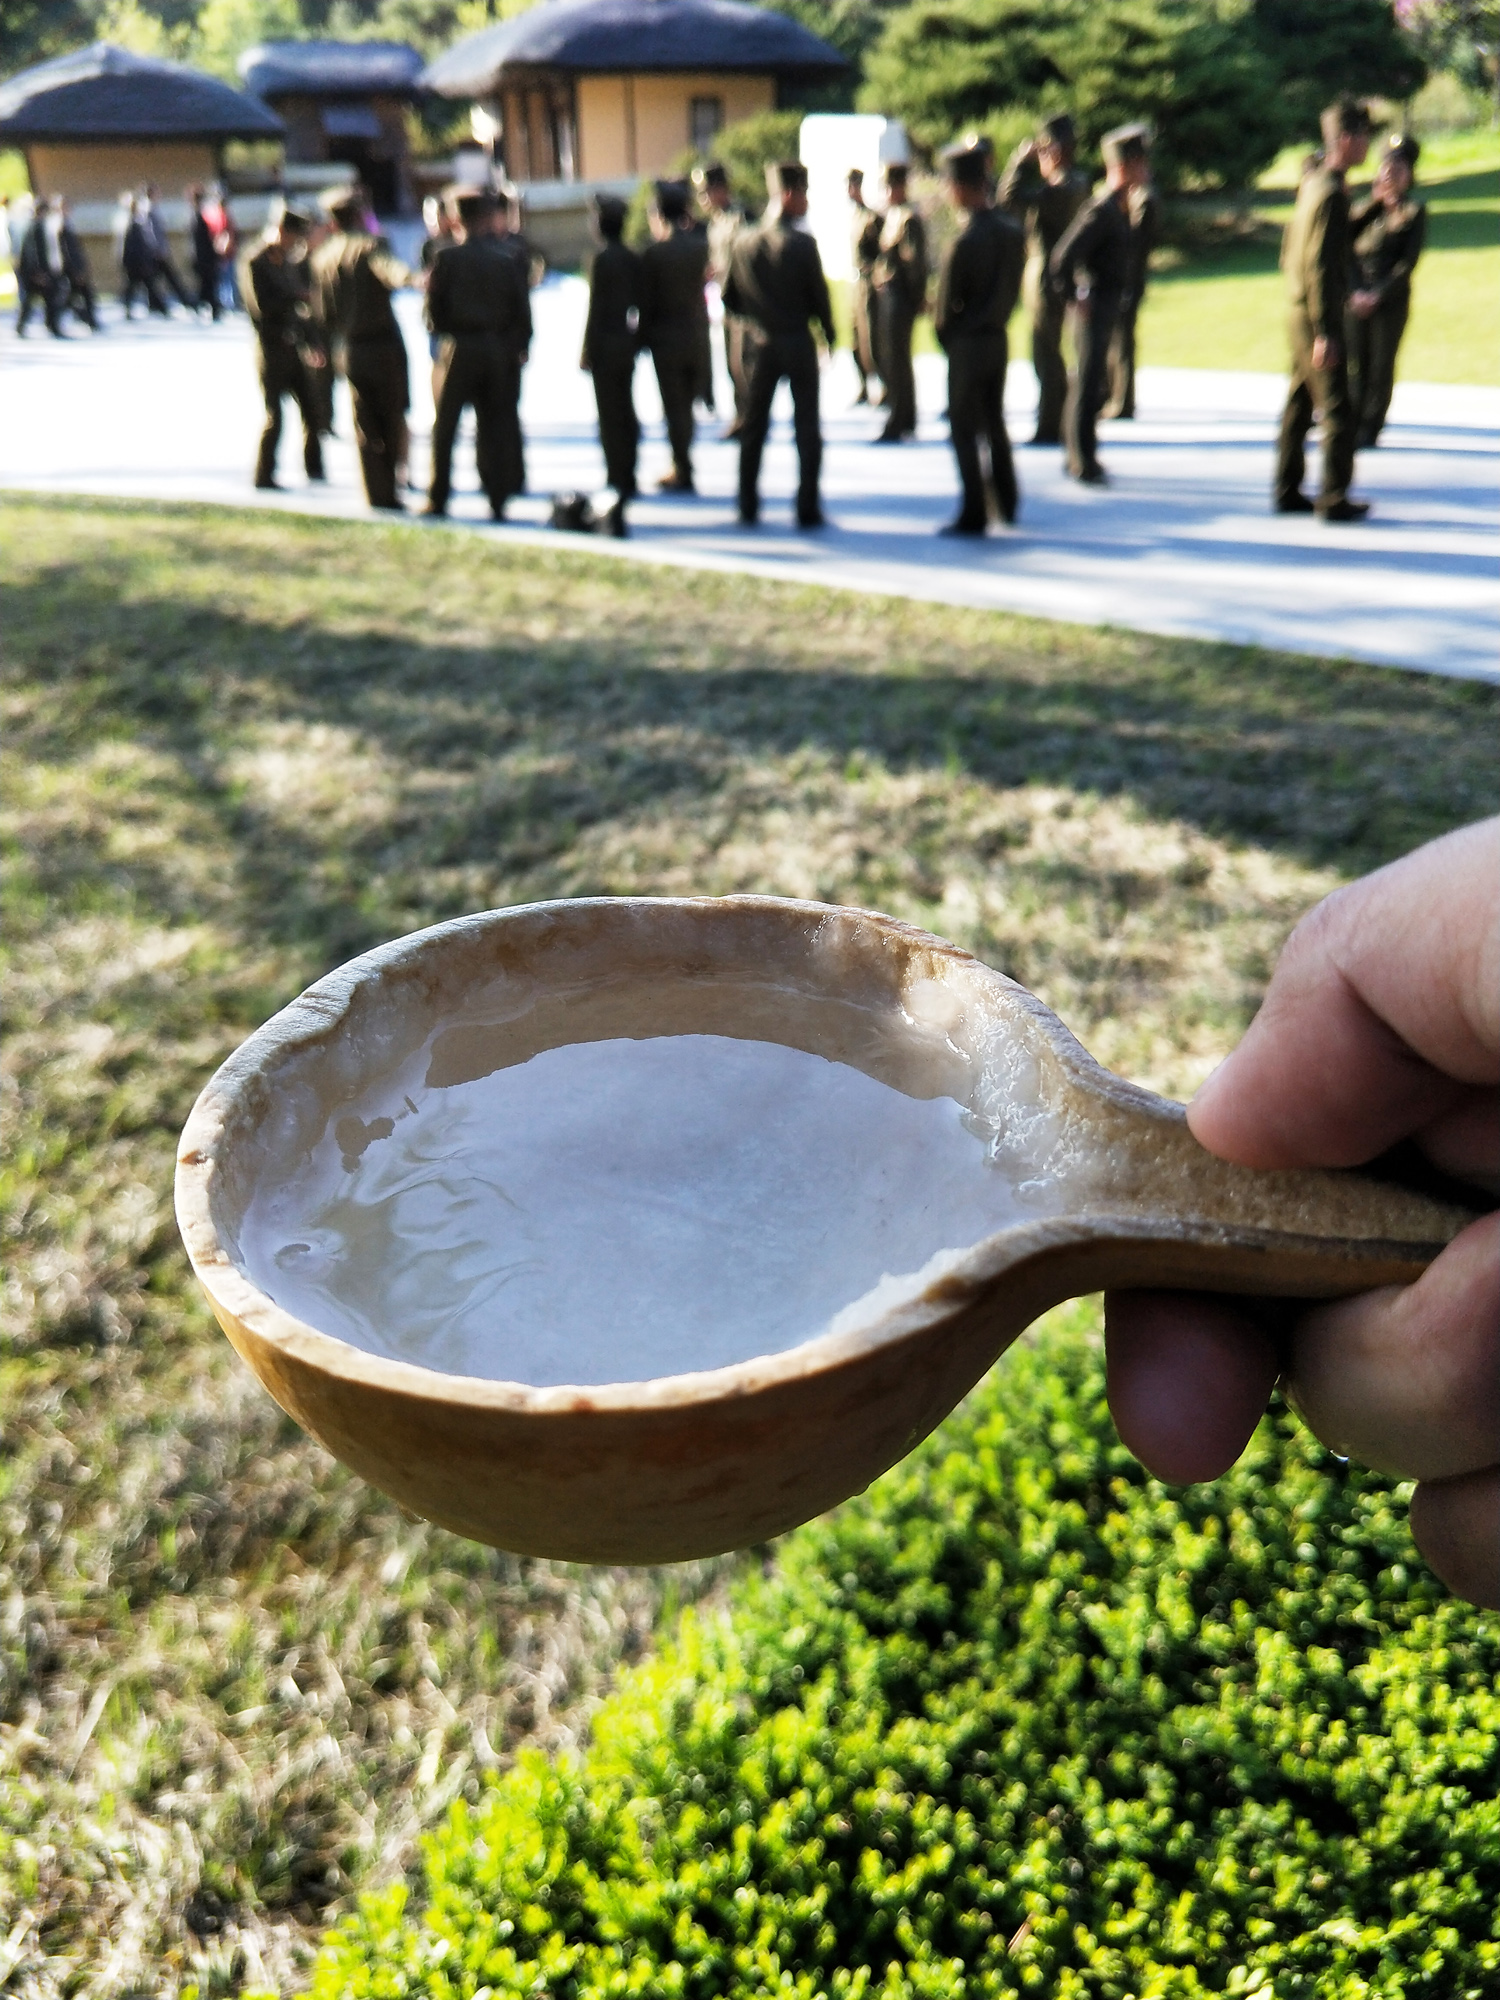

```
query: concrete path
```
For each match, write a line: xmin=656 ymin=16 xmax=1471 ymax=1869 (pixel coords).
xmin=3 ymin=276 xmax=1496 ymax=681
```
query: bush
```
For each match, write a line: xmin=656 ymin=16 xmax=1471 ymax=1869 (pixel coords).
xmin=311 ymin=1308 xmax=1500 ymax=1998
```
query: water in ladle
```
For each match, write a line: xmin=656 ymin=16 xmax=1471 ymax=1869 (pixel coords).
xmin=240 ymin=1033 xmax=1050 ymax=1385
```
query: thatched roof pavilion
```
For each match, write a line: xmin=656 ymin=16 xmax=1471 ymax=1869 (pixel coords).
xmin=421 ymin=0 xmax=845 ymax=184
xmin=239 ymin=40 xmax=424 ymax=212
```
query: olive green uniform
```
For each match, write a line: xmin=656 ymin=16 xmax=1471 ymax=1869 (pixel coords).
xmin=1049 ymin=189 xmax=1130 ymax=481
xmin=312 ymin=228 xmax=413 ymax=510
xmin=582 ymin=237 xmax=643 ymax=496
xmin=242 ymin=240 xmax=323 ymax=488
xmin=723 ymin=218 xmax=835 ymax=524
xmin=998 ymin=150 xmax=1091 ymax=443
xmin=1275 ymin=164 xmax=1357 ymax=511
xmin=707 ymin=203 xmax=752 ymax=427
xmin=849 ymin=195 xmax=881 ymax=401
xmin=871 ymin=200 xmax=927 ymax=437
xmin=934 ymin=204 xmax=1025 ymax=527
xmin=1346 ymin=192 xmax=1425 ymax=448
xmin=425 ymin=233 xmax=532 ymax=517
xmin=1104 ymin=180 xmax=1159 ymax=420
xmin=640 ymin=228 xmax=709 ymax=487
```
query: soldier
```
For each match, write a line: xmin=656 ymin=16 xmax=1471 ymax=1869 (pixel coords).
xmin=723 ymin=161 xmax=836 ymax=528
xmin=1048 ymin=124 xmax=1148 ymax=486
xmin=999 ymin=113 xmax=1091 ymax=445
xmin=1347 ymin=132 xmax=1426 ymax=450
xmin=1274 ymin=97 xmax=1373 ymax=521
xmin=1102 ymin=126 xmax=1159 ymax=420
xmin=870 ymin=161 xmax=927 ymax=441
xmin=696 ymin=161 xmax=750 ymax=436
xmin=933 ymin=142 xmax=1026 ymax=535
xmin=639 ymin=179 xmax=709 ymax=492
xmin=424 ymin=188 xmax=533 ymax=521
xmin=580 ymin=192 xmax=643 ymax=498
xmin=312 ymin=189 xmax=414 ymax=512
xmin=241 ymin=204 xmax=324 ymax=491
xmin=847 ymin=166 xmax=881 ymax=405
xmin=57 ymin=199 xmax=99 ymax=332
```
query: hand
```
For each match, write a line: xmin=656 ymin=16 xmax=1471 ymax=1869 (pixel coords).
xmin=1312 ymin=333 xmax=1340 ymax=370
xmin=1105 ymin=819 xmax=1500 ymax=1609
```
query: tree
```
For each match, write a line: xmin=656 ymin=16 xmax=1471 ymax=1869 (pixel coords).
xmin=1398 ymin=0 xmax=1500 ymax=109
xmin=858 ymin=0 xmax=1063 ymax=151
xmin=859 ymin=0 xmax=1287 ymax=188
xmin=1252 ymin=0 xmax=1427 ymax=136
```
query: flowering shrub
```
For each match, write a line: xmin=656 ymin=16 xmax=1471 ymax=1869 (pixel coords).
xmin=311 ymin=1310 xmax=1500 ymax=1998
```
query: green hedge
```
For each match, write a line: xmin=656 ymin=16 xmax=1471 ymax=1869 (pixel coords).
xmin=310 ymin=1305 xmax=1500 ymax=1998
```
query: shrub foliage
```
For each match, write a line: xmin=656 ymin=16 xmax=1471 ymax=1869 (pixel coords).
xmin=312 ymin=1315 xmax=1500 ymax=1997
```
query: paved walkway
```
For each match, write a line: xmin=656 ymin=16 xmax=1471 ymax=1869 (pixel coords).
xmin=3 ymin=277 xmax=1496 ymax=681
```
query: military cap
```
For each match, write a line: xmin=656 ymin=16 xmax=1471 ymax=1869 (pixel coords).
xmin=1038 ymin=113 xmax=1076 ymax=150
xmin=323 ymin=188 xmax=366 ymax=228
xmin=1386 ymin=131 xmax=1420 ymax=170
xmin=766 ymin=160 xmax=808 ymax=197
xmin=454 ymin=186 xmax=498 ymax=227
xmin=652 ymin=178 xmax=691 ymax=220
xmin=1321 ymin=96 xmax=1373 ymax=141
xmin=693 ymin=160 xmax=730 ymax=190
xmin=592 ymin=190 xmax=627 ymax=224
xmin=278 ymin=202 xmax=314 ymax=232
xmin=846 ymin=165 xmax=865 ymax=183
xmin=942 ymin=141 xmax=990 ymax=189
xmin=957 ymin=129 xmax=996 ymax=159
xmin=1101 ymin=122 xmax=1151 ymax=168
xmin=882 ymin=159 xmax=909 ymax=187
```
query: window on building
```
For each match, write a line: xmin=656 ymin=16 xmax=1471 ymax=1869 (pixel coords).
xmin=689 ymin=95 xmax=724 ymax=154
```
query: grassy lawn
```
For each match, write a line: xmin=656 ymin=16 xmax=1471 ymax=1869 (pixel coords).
xmin=3 ymin=497 xmax=1498 ymax=1994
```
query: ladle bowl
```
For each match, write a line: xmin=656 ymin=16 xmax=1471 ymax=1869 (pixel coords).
xmin=175 ymin=897 xmax=1475 ymax=1564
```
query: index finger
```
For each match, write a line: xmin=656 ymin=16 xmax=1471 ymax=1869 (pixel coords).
xmin=1189 ymin=819 xmax=1500 ymax=1174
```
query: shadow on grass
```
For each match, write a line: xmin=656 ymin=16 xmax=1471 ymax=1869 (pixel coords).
xmin=7 ymin=521 xmax=1498 ymax=980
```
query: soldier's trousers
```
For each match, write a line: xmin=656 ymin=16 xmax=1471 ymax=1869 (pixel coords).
xmin=1030 ymin=287 xmax=1070 ymax=443
xmin=874 ymin=290 xmax=918 ymax=435
xmin=1104 ymin=297 xmax=1141 ymax=419
xmin=590 ymin=347 xmax=640 ymax=495
xmin=1275 ymin=311 xmax=1355 ymax=508
xmin=947 ymin=333 xmax=1017 ymax=526
xmin=1063 ymin=293 xmax=1119 ymax=479
xmin=851 ymin=277 xmax=875 ymax=396
xmin=256 ymin=344 xmax=323 ymax=486
xmin=430 ymin=336 xmax=524 ymax=516
xmin=723 ymin=313 xmax=751 ymax=423
xmin=738 ymin=330 xmax=821 ymax=521
xmin=651 ymin=344 xmax=699 ymax=481
xmin=346 ymin=337 xmax=410 ymax=511
xmin=1347 ymin=293 xmax=1409 ymax=447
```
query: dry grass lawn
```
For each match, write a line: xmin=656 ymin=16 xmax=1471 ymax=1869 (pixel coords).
xmin=2 ymin=497 xmax=1497 ymax=1994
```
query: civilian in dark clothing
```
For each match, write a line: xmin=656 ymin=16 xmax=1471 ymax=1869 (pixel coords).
xmin=1048 ymin=123 xmax=1149 ymax=485
xmin=424 ymin=188 xmax=533 ymax=520
xmin=934 ymin=143 xmax=1026 ymax=534
xmin=1347 ymin=132 xmax=1426 ymax=449
xmin=121 ymin=197 xmax=170 ymax=316
xmin=142 ymin=184 xmax=192 ymax=308
xmin=722 ymin=162 xmax=836 ymax=529
xmin=16 ymin=198 xmax=63 ymax=336
xmin=189 ymin=185 xmax=223 ymax=319
xmin=639 ymin=180 xmax=709 ymax=492
xmin=581 ymin=193 xmax=643 ymax=497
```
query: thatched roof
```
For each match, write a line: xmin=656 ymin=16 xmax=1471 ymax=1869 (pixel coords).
xmin=239 ymin=40 xmax=425 ymax=103
xmin=0 ymin=42 xmax=284 ymax=143
xmin=422 ymin=0 xmax=847 ymax=96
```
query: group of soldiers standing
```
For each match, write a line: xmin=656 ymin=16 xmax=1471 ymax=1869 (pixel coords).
xmin=239 ymin=92 xmax=1426 ymax=536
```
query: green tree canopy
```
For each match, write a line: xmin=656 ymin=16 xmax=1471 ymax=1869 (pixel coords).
xmin=1252 ymin=0 xmax=1428 ymax=136
xmin=858 ymin=0 xmax=1428 ymax=188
